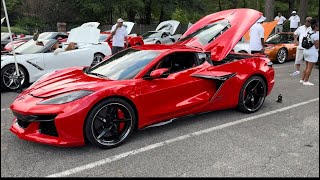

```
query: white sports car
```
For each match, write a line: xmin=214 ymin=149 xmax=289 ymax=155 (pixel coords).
xmin=1 ymin=22 xmax=111 ymax=91
xmin=142 ymin=20 xmax=182 ymax=44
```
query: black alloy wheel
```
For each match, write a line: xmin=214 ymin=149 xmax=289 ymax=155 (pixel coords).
xmin=238 ymin=76 xmax=267 ymax=113
xmin=85 ymin=98 xmax=137 ymax=149
xmin=1 ymin=64 xmax=28 ymax=91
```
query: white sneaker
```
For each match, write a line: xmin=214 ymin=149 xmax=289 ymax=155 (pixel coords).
xmin=290 ymin=71 xmax=300 ymax=77
xmin=300 ymin=80 xmax=304 ymax=84
xmin=303 ymin=81 xmax=314 ymax=86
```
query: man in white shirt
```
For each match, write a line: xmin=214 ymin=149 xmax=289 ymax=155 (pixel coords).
xmin=249 ymin=16 xmax=266 ymax=54
xmin=290 ymin=17 xmax=312 ymax=77
xmin=289 ymin=11 xmax=300 ymax=32
xmin=111 ymin=18 xmax=128 ymax=55
xmin=274 ymin=12 xmax=287 ymax=33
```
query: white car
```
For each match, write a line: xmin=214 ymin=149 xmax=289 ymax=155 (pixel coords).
xmin=142 ymin=20 xmax=182 ymax=44
xmin=1 ymin=22 xmax=111 ymax=91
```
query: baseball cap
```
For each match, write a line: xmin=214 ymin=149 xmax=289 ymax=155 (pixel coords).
xmin=257 ymin=16 xmax=266 ymax=23
xmin=117 ymin=18 xmax=124 ymax=23
xmin=292 ymin=11 xmax=297 ymax=14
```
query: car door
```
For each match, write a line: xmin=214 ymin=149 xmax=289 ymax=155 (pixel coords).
xmin=138 ymin=52 xmax=216 ymax=125
xmin=42 ymin=48 xmax=93 ymax=74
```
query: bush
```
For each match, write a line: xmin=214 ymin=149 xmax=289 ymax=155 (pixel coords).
xmin=1 ymin=26 xmax=29 ymax=34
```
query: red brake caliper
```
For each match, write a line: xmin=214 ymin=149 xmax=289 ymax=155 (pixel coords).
xmin=117 ymin=108 xmax=125 ymax=132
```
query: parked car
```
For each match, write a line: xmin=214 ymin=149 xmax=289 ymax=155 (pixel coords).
xmin=1 ymin=32 xmax=16 ymax=51
xmin=1 ymin=22 xmax=111 ymax=91
xmin=9 ymin=9 xmax=274 ymax=149
xmin=233 ymin=20 xmax=297 ymax=64
xmin=142 ymin=20 xmax=182 ymax=44
xmin=99 ymin=21 xmax=144 ymax=48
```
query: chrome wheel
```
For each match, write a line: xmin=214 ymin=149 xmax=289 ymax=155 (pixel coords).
xmin=276 ymin=48 xmax=287 ymax=64
xmin=1 ymin=65 xmax=26 ymax=91
xmin=238 ymin=76 xmax=266 ymax=113
xmin=85 ymin=98 xmax=136 ymax=149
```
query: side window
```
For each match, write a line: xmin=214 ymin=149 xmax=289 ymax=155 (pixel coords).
xmin=197 ymin=53 xmax=208 ymax=65
xmin=153 ymin=53 xmax=197 ymax=74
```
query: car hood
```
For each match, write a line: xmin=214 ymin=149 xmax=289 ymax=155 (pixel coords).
xmin=27 ymin=68 xmax=112 ymax=98
xmin=177 ymin=8 xmax=262 ymax=61
xmin=123 ymin=22 xmax=135 ymax=35
xmin=242 ymin=20 xmax=278 ymax=42
xmin=156 ymin=20 xmax=180 ymax=35
xmin=67 ymin=22 xmax=100 ymax=44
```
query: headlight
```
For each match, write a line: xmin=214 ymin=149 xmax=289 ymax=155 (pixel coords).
xmin=37 ymin=90 xmax=94 ymax=105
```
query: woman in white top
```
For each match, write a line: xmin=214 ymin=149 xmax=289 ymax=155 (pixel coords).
xmin=301 ymin=19 xmax=319 ymax=86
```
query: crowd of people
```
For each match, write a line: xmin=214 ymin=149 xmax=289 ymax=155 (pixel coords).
xmin=249 ymin=11 xmax=319 ymax=86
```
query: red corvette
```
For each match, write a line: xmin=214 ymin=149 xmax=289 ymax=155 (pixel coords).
xmin=10 ymin=9 xmax=275 ymax=149
xmin=100 ymin=22 xmax=144 ymax=48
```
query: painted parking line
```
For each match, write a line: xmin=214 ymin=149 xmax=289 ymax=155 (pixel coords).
xmin=47 ymin=97 xmax=319 ymax=177
xmin=1 ymin=108 xmax=10 ymax=112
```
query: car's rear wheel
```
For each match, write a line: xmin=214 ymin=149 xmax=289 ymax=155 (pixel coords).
xmin=276 ymin=48 xmax=287 ymax=64
xmin=238 ymin=76 xmax=267 ymax=113
xmin=156 ymin=41 xmax=161 ymax=44
xmin=1 ymin=64 xmax=28 ymax=91
xmin=85 ymin=98 xmax=137 ymax=149
xmin=91 ymin=53 xmax=105 ymax=66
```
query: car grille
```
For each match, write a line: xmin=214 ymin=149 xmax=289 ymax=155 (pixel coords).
xmin=39 ymin=121 xmax=59 ymax=137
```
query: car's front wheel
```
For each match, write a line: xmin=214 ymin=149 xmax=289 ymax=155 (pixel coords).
xmin=1 ymin=64 xmax=28 ymax=91
xmin=276 ymin=48 xmax=287 ymax=64
xmin=85 ymin=98 xmax=137 ymax=149
xmin=238 ymin=76 xmax=267 ymax=113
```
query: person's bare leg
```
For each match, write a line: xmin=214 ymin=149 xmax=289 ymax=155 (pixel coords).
xmin=304 ymin=62 xmax=315 ymax=82
xmin=295 ymin=64 xmax=301 ymax=72
xmin=301 ymin=61 xmax=308 ymax=82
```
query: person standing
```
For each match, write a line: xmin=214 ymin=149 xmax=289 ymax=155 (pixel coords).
xmin=300 ymin=19 xmax=319 ymax=85
xmin=111 ymin=18 xmax=128 ymax=55
xmin=289 ymin=11 xmax=300 ymax=32
xmin=290 ymin=17 xmax=312 ymax=77
xmin=249 ymin=16 xmax=266 ymax=54
xmin=274 ymin=12 xmax=287 ymax=33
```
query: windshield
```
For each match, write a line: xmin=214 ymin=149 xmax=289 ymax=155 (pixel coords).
xmin=266 ymin=34 xmax=293 ymax=44
xmin=179 ymin=20 xmax=230 ymax=45
xmin=88 ymin=48 xmax=161 ymax=80
xmin=14 ymin=39 xmax=56 ymax=54
xmin=142 ymin=31 xmax=162 ymax=39
xmin=99 ymin=34 xmax=110 ymax=42
xmin=158 ymin=24 xmax=172 ymax=31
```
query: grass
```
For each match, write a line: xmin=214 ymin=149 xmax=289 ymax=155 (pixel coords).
xmin=1 ymin=26 xmax=29 ymax=34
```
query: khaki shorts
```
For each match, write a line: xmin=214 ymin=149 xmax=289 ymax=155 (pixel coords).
xmin=295 ymin=48 xmax=304 ymax=65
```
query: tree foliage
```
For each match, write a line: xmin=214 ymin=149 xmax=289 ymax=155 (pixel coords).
xmin=1 ymin=0 xmax=318 ymax=32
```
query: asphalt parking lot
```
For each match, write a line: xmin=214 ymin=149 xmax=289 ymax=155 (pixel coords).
xmin=1 ymin=61 xmax=319 ymax=177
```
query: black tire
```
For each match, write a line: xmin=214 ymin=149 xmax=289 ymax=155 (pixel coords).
xmin=276 ymin=48 xmax=287 ymax=64
xmin=170 ymin=38 xmax=175 ymax=43
xmin=238 ymin=76 xmax=267 ymax=113
xmin=91 ymin=53 xmax=105 ymax=66
xmin=156 ymin=41 xmax=161 ymax=44
xmin=84 ymin=98 xmax=137 ymax=149
xmin=1 ymin=64 xmax=28 ymax=91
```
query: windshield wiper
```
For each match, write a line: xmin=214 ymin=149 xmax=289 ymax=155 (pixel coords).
xmin=87 ymin=72 xmax=109 ymax=79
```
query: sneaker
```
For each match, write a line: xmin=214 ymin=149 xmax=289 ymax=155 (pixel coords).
xmin=300 ymin=80 xmax=304 ymax=84
xmin=303 ymin=81 xmax=314 ymax=86
xmin=290 ymin=71 xmax=300 ymax=77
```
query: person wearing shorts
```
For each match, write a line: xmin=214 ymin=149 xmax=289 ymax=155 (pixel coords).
xmin=290 ymin=17 xmax=312 ymax=77
xmin=300 ymin=19 xmax=319 ymax=86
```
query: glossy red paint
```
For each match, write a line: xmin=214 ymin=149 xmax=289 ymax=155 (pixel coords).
xmin=9 ymin=9 xmax=275 ymax=147
xmin=178 ymin=8 xmax=262 ymax=61
xmin=100 ymin=31 xmax=144 ymax=48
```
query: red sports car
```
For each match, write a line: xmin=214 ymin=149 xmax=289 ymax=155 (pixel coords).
xmin=100 ymin=22 xmax=144 ymax=48
xmin=10 ymin=9 xmax=275 ymax=149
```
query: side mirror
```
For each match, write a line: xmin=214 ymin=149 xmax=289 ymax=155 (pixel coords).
xmin=148 ymin=68 xmax=169 ymax=79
